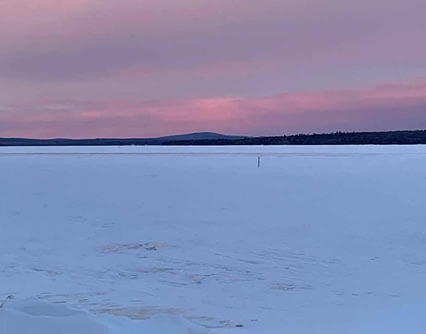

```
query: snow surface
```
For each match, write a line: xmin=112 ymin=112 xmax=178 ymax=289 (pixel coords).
xmin=1 ymin=145 xmax=426 ymax=333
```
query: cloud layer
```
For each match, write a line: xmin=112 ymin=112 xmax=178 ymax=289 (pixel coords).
xmin=2 ymin=78 xmax=426 ymax=138
xmin=1 ymin=0 xmax=426 ymax=137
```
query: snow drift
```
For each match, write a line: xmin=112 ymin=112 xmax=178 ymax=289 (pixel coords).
xmin=0 ymin=299 xmax=209 ymax=334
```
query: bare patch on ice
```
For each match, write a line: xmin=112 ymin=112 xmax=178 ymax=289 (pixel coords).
xmin=95 ymin=269 xmax=140 ymax=280
xmin=94 ymin=306 xmax=185 ymax=320
xmin=31 ymin=267 xmax=62 ymax=277
xmin=189 ymin=315 xmax=247 ymax=329
xmin=271 ymin=282 xmax=312 ymax=291
xmin=137 ymin=267 xmax=174 ymax=274
xmin=99 ymin=242 xmax=169 ymax=254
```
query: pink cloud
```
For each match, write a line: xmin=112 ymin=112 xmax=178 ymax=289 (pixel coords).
xmin=2 ymin=1 xmax=426 ymax=139
xmin=1 ymin=77 xmax=426 ymax=138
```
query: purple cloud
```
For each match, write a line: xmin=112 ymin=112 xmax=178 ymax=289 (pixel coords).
xmin=1 ymin=0 xmax=426 ymax=137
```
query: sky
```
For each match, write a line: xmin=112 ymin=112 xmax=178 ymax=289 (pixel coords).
xmin=1 ymin=0 xmax=426 ymax=138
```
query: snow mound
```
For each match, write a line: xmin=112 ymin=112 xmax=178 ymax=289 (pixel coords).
xmin=0 ymin=300 xmax=209 ymax=334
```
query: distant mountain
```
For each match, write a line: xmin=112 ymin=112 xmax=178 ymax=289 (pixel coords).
xmin=0 ymin=132 xmax=247 ymax=146
xmin=157 ymin=132 xmax=246 ymax=142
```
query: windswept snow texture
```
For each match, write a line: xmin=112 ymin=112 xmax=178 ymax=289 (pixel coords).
xmin=1 ymin=145 xmax=426 ymax=333
xmin=0 ymin=300 xmax=208 ymax=334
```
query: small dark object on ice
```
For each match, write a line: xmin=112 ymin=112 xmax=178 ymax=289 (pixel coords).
xmin=0 ymin=295 xmax=13 ymax=309
xmin=235 ymin=324 xmax=244 ymax=328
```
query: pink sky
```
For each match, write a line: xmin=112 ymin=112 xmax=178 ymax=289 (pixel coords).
xmin=1 ymin=0 xmax=426 ymax=138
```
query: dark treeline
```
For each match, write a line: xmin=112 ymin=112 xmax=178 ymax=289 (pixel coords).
xmin=166 ymin=130 xmax=426 ymax=146
xmin=1 ymin=130 xmax=426 ymax=146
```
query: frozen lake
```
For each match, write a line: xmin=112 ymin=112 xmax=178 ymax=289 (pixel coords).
xmin=1 ymin=145 xmax=426 ymax=333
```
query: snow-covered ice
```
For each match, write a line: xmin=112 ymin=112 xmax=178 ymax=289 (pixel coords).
xmin=0 ymin=298 xmax=208 ymax=334
xmin=1 ymin=145 xmax=426 ymax=333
